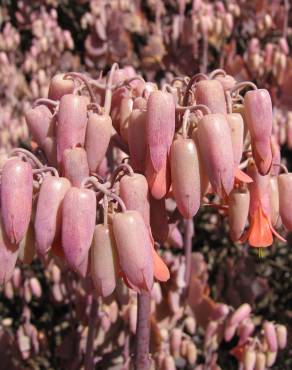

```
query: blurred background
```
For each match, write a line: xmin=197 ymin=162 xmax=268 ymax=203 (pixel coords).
xmin=0 ymin=1 xmax=291 ymax=369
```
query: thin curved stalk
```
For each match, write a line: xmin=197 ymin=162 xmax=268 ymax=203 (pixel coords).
xmin=134 ymin=291 xmax=151 ymax=370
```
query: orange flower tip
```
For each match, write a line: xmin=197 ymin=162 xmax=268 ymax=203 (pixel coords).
xmin=152 ymin=248 xmax=170 ymax=282
xmin=235 ymin=168 xmax=253 ymax=183
xmin=248 ymin=207 xmax=273 ymax=248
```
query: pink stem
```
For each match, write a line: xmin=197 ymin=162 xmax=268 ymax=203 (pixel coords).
xmin=134 ymin=291 xmax=151 ymax=370
xmin=184 ymin=218 xmax=194 ymax=293
xmin=84 ymin=297 xmax=98 ymax=370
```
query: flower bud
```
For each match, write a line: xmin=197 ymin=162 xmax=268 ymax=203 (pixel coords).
xmin=255 ymin=352 xmax=266 ymax=370
xmin=170 ymin=328 xmax=182 ymax=356
xmin=276 ymin=324 xmax=287 ymax=349
xmin=91 ymin=224 xmax=117 ymax=297
xmin=194 ymin=80 xmax=227 ymax=114
xmin=266 ymin=351 xmax=277 ymax=367
xmin=228 ymin=188 xmax=250 ymax=241
xmin=186 ymin=342 xmax=197 ymax=365
xmin=243 ymin=347 xmax=256 ymax=370
xmin=170 ymin=137 xmax=201 ymax=218
xmin=85 ymin=113 xmax=112 ymax=173
xmin=57 ymin=94 xmax=88 ymax=163
xmin=25 ymin=105 xmax=54 ymax=146
xmin=29 ymin=277 xmax=42 ymax=298
xmin=263 ymin=321 xmax=278 ymax=352
xmin=48 ymin=73 xmax=74 ymax=101
xmin=119 ymin=173 xmax=150 ymax=227
xmin=230 ymin=303 xmax=251 ymax=326
xmin=35 ymin=176 xmax=70 ymax=256
xmin=1 ymin=158 xmax=33 ymax=244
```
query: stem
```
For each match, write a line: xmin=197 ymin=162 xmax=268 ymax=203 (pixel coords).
xmin=34 ymin=98 xmax=59 ymax=108
xmin=134 ymin=291 xmax=151 ymax=370
xmin=182 ymin=109 xmax=190 ymax=139
xmin=183 ymin=73 xmax=208 ymax=106
xmin=229 ymin=81 xmax=257 ymax=97
xmin=184 ymin=219 xmax=194 ymax=294
xmin=201 ymin=33 xmax=208 ymax=74
xmin=110 ymin=163 xmax=134 ymax=187
xmin=33 ymin=166 xmax=59 ymax=178
xmin=10 ymin=148 xmax=44 ymax=168
xmin=209 ymin=69 xmax=226 ymax=79
xmin=64 ymin=72 xmax=96 ymax=103
xmin=104 ymin=63 xmax=119 ymax=115
xmin=84 ymin=297 xmax=98 ymax=370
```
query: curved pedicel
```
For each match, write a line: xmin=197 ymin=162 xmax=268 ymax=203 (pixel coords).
xmin=62 ymin=148 xmax=89 ymax=187
xmin=25 ymin=105 xmax=54 ymax=147
xmin=194 ymin=79 xmax=227 ymax=115
xmin=48 ymin=73 xmax=75 ymax=101
xmin=63 ymin=72 xmax=96 ymax=103
xmin=57 ymin=94 xmax=88 ymax=164
xmin=197 ymin=114 xmax=234 ymax=198
xmin=85 ymin=112 xmax=112 ymax=173
xmin=34 ymin=176 xmax=70 ymax=256
xmin=61 ymin=187 xmax=96 ymax=273
xmin=112 ymin=210 xmax=154 ymax=293
xmin=228 ymin=188 xmax=250 ymax=242
xmin=146 ymin=90 xmax=176 ymax=172
xmin=0 ymin=158 xmax=33 ymax=244
xmin=119 ymin=173 xmax=150 ymax=227
xmin=244 ymin=89 xmax=273 ymax=175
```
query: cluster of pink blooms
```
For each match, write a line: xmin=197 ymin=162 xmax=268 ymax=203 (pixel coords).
xmin=0 ymin=63 xmax=290 ymax=369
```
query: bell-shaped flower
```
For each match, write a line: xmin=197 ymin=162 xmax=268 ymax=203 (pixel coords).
xmin=243 ymin=161 xmax=285 ymax=250
xmin=146 ymin=91 xmax=175 ymax=172
xmin=1 ymin=158 xmax=33 ymax=244
xmin=85 ymin=112 xmax=112 ymax=173
xmin=112 ymin=210 xmax=153 ymax=292
xmin=57 ymin=94 xmax=88 ymax=164
xmin=244 ymin=89 xmax=273 ymax=175
xmin=91 ymin=224 xmax=118 ymax=297
xmin=34 ymin=176 xmax=70 ymax=256
xmin=170 ymin=136 xmax=201 ymax=218
xmin=197 ymin=114 xmax=234 ymax=198
xmin=62 ymin=187 xmax=96 ymax=273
